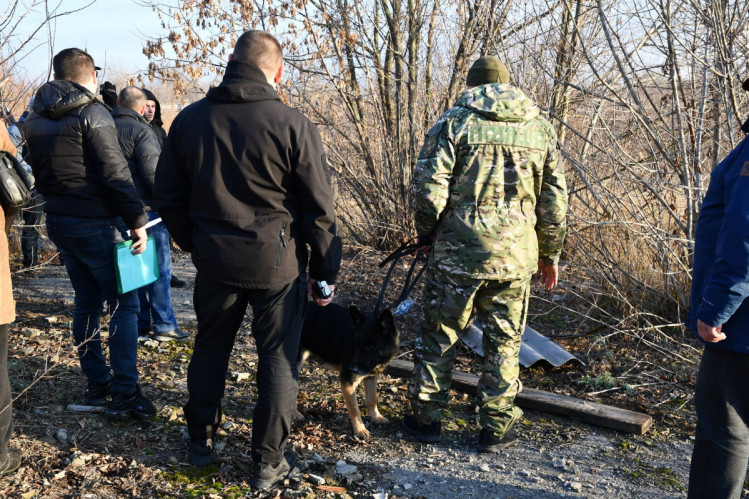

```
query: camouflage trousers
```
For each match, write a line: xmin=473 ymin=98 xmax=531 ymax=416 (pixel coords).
xmin=407 ymin=267 xmax=531 ymax=436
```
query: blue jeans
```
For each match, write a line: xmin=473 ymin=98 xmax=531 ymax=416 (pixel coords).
xmin=688 ymin=346 xmax=749 ymax=498
xmin=135 ymin=212 xmax=178 ymax=333
xmin=46 ymin=214 xmax=139 ymax=394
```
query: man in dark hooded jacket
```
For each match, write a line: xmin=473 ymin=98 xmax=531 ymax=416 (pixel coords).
xmin=23 ymin=48 xmax=156 ymax=421
xmin=155 ymin=30 xmax=341 ymax=490
xmin=142 ymin=89 xmax=167 ymax=148
xmin=112 ymin=86 xmax=187 ymax=343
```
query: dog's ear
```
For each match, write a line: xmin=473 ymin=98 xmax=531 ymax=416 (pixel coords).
xmin=378 ymin=309 xmax=397 ymax=335
xmin=349 ymin=305 xmax=368 ymax=327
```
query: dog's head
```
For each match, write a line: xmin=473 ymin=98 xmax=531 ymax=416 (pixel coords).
xmin=348 ymin=306 xmax=399 ymax=376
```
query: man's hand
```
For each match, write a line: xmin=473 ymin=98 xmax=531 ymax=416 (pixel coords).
xmin=536 ymin=260 xmax=558 ymax=290
xmin=417 ymin=235 xmax=435 ymax=256
xmin=130 ymin=227 xmax=148 ymax=255
xmin=697 ymin=319 xmax=726 ymax=343
xmin=307 ymin=278 xmax=336 ymax=307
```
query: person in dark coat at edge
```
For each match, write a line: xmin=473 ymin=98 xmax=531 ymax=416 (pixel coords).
xmin=111 ymin=86 xmax=188 ymax=342
xmin=23 ymin=48 xmax=156 ymax=420
xmin=141 ymin=87 xmax=186 ymax=289
xmin=154 ymin=30 xmax=342 ymax=491
xmin=686 ymin=75 xmax=749 ymax=498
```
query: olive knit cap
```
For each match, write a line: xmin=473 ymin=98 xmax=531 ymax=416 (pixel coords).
xmin=466 ymin=56 xmax=510 ymax=86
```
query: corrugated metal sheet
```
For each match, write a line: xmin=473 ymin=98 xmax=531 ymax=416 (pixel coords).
xmin=462 ymin=320 xmax=584 ymax=368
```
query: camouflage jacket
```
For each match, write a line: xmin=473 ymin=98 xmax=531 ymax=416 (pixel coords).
xmin=413 ymin=83 xmax=568 ymax=280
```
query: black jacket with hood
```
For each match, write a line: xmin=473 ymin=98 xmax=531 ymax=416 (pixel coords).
xmin=111 ymin=106 xmax=161 ymax=211
xmin=155 ymin=60 xmax=341 ymax=289
xmin=24 ymin=80 xmax=147 ymax=229
xmin=142 ymin=89 xmax=168 ymax=148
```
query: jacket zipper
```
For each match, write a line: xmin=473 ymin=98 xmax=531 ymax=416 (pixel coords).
xmin=276 ymin=224 xmax=287 ymax=267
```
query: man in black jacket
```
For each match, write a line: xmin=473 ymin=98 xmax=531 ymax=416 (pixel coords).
xmin=23 ymin=48 xmax=156 ymax=420
xmin=155 ymin=31 xmax=341 ymax=490
xmin=112 ymin=87 xmax=187 ymax=343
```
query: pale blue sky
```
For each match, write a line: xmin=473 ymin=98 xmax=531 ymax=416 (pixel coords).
xmin=13 ymin=0 xmax=166 ymax=80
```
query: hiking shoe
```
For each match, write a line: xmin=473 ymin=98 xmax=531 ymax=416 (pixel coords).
xmin=84 ymin=379 xmax=111 ymax=406
xmin=478 ymin=428 xmax=519 ymax=453
xmin=104 ymin=385 xmax=157 ymax=420
xmin=170 ymin=276 xmax=187 ymax=288
xmin=190 ymin=439 xmax=214 ymax=467
xmin=250 ymin=452 xmax=297 ymax=491
xmin=151 ymin=329 xmax=190 ymax=342
xmin=401 ymin=414 xmax=441 ymax=443
xmin=0 ymin=449 xmax=21 ymax=475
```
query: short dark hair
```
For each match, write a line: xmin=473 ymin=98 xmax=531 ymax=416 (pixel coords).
xmin=117 ymin=87 xmax=146 ymax=111
xmin=232 ymin=31 xmax=283 ymax=74
xmin=53 ymin=48 xmax=95 ymax=84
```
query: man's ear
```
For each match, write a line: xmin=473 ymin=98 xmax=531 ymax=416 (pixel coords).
xmin=138 ymin=103 xmax=147 ymax=115
xmin=228 ymin=53 xmax=234 ymax=62
xmin=53 ymin=73 xmax=59 ymax=81
xmin=273 ymin=65 xmax=283 ymax=85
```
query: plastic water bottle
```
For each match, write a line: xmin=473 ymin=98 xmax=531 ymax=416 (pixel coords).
xmin=393 ymin=299 xmax=415 ymax=315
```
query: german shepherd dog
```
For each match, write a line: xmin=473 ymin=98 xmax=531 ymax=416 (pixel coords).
xmin=298 ymin=302 xmax=399 ymax=440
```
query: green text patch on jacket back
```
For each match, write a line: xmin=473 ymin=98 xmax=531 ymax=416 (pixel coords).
xmin=468 ymin=126 xmax=546 ymax=150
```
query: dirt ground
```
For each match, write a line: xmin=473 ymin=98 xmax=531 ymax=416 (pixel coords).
xmin=0 ymin=245 xmax=722 ymax=498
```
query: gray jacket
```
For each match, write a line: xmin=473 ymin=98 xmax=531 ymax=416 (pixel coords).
xmin=111 ymin=106 xmax=160 ymax=211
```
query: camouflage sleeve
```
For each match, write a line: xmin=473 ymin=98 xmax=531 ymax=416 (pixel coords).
xmin=535 ymin=121 xmax=568 ymax=265
xmin=413 ymin=119 xmax=455 ymax=236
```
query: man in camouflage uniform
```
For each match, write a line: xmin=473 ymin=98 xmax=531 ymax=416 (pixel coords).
xmin=401 ymin=56 xmax=568 ymax=452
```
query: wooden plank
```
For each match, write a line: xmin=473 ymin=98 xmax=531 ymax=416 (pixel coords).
xmin=386 ymin=358 xmax=653 ymax=435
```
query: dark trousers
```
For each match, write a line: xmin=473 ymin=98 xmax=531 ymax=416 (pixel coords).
xmin=184 ymin=274 xmax=305 ymax=465
xmin=688 ymin=346 xmax=749 ymax=498
xmin=21 ymin=191 xmax=44 ymax=268
xmin=0 ymin=324 xmax=12 ymax=458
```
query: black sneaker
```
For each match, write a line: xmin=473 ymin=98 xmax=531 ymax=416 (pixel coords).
xmin=0 ymin=449 xmax=21 ymax=475
xmin=84 ymin=379 xmax=111 ymax=406
xmin=104 ymin=385 xmax=157 ymax=420
xmin=250 ymin=452 xmax=297 ymax=491
xmin=170 ymin=276 xmax=187 ymax=288
xmin=190 ymin=439 xmax=214 ymax=467
xmin=478 ymin=428 xmax=519 ymax=453
xmin=401 ymin=414 xmax=441 ymax=443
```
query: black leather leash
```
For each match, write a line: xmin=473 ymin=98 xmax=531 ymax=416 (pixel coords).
xmin=374 ymin=238 xmax=429 ymax=315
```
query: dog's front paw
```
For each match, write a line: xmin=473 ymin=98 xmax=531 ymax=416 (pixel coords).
xmin=353 ymin=424 xmax=371 ymax=441
xmin=370 ymin=414 xmax=389 ymax=425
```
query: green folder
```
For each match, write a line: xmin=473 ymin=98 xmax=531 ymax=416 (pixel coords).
xmin=114 ymin=234 xmax=159 ymax=294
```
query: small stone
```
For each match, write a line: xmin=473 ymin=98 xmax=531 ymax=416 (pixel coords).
xmin=553 ymin=458 xmax=565 ymax=468
xmin=519 ymin=470 xmax=532 ymax=478
xmin=232 ymin=372 xmax=250 ymax=382
xmin=70 ymin=457 xmax=86 ymax=468
xmin=214 ymin=442 xmax=226 ymax=451
xmin=221 ymin=421 xmax=234 ymax=430
xmin=336 ymin=463 xmax=358 ymax=475
xmin=55 ymin=429 xmax=68 ymax=442
xmin=569 ymin=482 xmax=583 ymax=492
xmin=479 ymin=464 xmax=491 ymax=472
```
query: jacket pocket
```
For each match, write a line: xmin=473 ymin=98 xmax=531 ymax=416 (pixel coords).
xmin=275 ymin=222 xmax=288 ymax=268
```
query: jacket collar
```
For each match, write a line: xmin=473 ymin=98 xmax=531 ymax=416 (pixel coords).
xmin=111 ymin=106 xmax=150 ymax=124
xmin=206 ymin=60 xmax=280 ymax=104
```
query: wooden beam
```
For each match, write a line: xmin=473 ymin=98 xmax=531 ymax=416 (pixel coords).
xmin=386 ymin=358 xmax=653 ymax=435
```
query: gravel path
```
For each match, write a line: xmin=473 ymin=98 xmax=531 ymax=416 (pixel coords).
xmin=10 ymin=250 xmax=699 ymax=498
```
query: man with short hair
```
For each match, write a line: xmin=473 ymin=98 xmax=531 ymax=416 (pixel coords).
xmin=112 ymin=86 xmax=187 ymax=343
xmin=155 ymin=30 xmax=341 ymax=490
xmin=401 ymin=56 xmax=568 ymax=452
xmin=23 ymin=48 xmax=156 ymax=420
